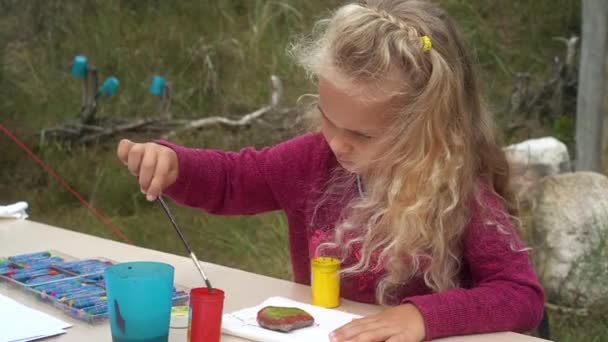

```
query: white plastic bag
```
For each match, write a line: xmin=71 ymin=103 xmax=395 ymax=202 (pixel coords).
xmin=0 ymin=202 xmax=29 ymax=219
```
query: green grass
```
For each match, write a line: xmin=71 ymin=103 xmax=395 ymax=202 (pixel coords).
xmin=551 ymin=308 xmax=608 ymax=342
xmin=2 ymin=1 xmax=606 ymax=341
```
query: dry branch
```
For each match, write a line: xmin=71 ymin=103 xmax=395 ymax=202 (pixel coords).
xmin=40 ymin=75 xmax=290 ymax=145
xmin=162 ymin=75 xmax=283 ymax=139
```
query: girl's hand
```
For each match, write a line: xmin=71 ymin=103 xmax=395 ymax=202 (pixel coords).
xmin=329 ymin=304 xmax=425 ymax=342
xmin=116 ymin=139 xmax=179 ymax=201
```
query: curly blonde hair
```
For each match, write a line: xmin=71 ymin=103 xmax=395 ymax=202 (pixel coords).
xmin=292 ymin=0 xmax=516 ymax=305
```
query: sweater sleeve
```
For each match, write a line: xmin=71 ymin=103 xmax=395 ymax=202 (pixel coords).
xmin=404 ymin=185 xmax=545 ymax=341
xmin=155 ymin=133 xmax=322 ymax=215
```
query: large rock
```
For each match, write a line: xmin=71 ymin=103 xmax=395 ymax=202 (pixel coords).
xmin=531 ymin=171 xmax=608 ymax=307
xmin=504 ymin=136 xmax=571 ymax=175
xmin=504 ymin=137 xmax=571 ymax=206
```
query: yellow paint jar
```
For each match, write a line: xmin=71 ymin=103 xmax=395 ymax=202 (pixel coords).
xmin=311 ymin=257 xmax=340 ymax=308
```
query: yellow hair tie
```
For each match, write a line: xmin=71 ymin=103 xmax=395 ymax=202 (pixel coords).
xmin=421 ymin=35 xmax=432 ymax=52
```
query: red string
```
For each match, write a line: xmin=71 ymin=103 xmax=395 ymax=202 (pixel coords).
xmin=0 ymin=123 xmax=133 ymax=245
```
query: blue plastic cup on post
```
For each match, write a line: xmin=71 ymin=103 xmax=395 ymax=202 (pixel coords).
xmin=105 ymin=262 xmax=174 ymax=342
xmin=71 ymin=55 xmax=87 ymax=79
xmin=99 ymin=77 xmax=120 ymax=97
xmin=149 ymin=75 xmax=166 ymax=96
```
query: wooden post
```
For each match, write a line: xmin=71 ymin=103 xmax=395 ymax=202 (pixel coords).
xmin=575 ymin=0 xmax=608 ymax=171
xmin=80 ymin=67 xmax=98 ymax=125
xmin=604 ymin=54 xmax=608 ymax=170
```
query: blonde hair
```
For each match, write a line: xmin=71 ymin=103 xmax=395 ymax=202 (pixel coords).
xmin=292 ymin=0 xmax=517 ymax=305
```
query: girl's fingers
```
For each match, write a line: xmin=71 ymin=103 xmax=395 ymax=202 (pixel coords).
xmin=146 ymin=152 xmax=172 ymax=201
xmin=116 ymin=139 xmax=135 ymax=165
xmin=138 ymin=144 xmax=158 ymax=193
xmin=126 ymin=143 xmax=145 ymax=177
xmin=330 ymin=318 xmax=385 ymax=342
xmin=118 ymin=139 xmax=178 ymax=201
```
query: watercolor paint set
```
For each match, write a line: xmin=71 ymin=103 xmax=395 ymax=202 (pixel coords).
xmin=0 ymin=250 xmax=189 ymax=323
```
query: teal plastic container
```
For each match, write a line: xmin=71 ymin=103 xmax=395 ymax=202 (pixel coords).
xmin=70 ymin=55 xmax=87 ymax=78
xmin=149 ymin=75 xmax=166 ymax=96
xmin=99 ymin=77 xmax=120 ymax=97
xmin=105 ymin=262 xmax=174 ymax=342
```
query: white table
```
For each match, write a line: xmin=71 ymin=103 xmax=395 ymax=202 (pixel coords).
xmin=0 ymin=219 xmax=549 ymax=341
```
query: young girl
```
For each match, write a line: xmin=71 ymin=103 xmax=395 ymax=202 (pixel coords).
xmin=117 ymin=0 xmax=544 ymax=340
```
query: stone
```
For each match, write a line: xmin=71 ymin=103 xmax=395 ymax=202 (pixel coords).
xmin=531 ymin=171 xmax=608 ymax=307
xmin=504 ymin=136 xmax=571 ymax=206
xmin=504 ymin=136 xmax=571 ymax=175
xmin=257 ymin=306 xmax=315 ymax=332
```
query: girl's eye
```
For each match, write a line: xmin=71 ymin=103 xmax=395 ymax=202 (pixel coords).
xmin=352 ymin=131 xmax=374 ymax=140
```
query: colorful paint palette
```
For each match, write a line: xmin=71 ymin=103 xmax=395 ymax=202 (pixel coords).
xmin=0 ymin=250 xmax=189 ymax=323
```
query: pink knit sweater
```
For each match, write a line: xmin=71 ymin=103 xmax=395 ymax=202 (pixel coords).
xmin=158 ymin=133 xmax=544 ymax=340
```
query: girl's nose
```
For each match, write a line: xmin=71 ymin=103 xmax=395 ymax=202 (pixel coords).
xmin=329 ymin=135 xmax=352 ymax=156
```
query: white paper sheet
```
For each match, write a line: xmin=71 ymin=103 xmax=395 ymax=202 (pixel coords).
xmin=0 ymin=293 xmax=71 ymax=342
xmin=222 ymin=297 xmax=361 ymax=342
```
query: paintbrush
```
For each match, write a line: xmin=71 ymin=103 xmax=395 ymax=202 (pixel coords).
xmin=157 ymin=195 xmax=214 ymax=294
